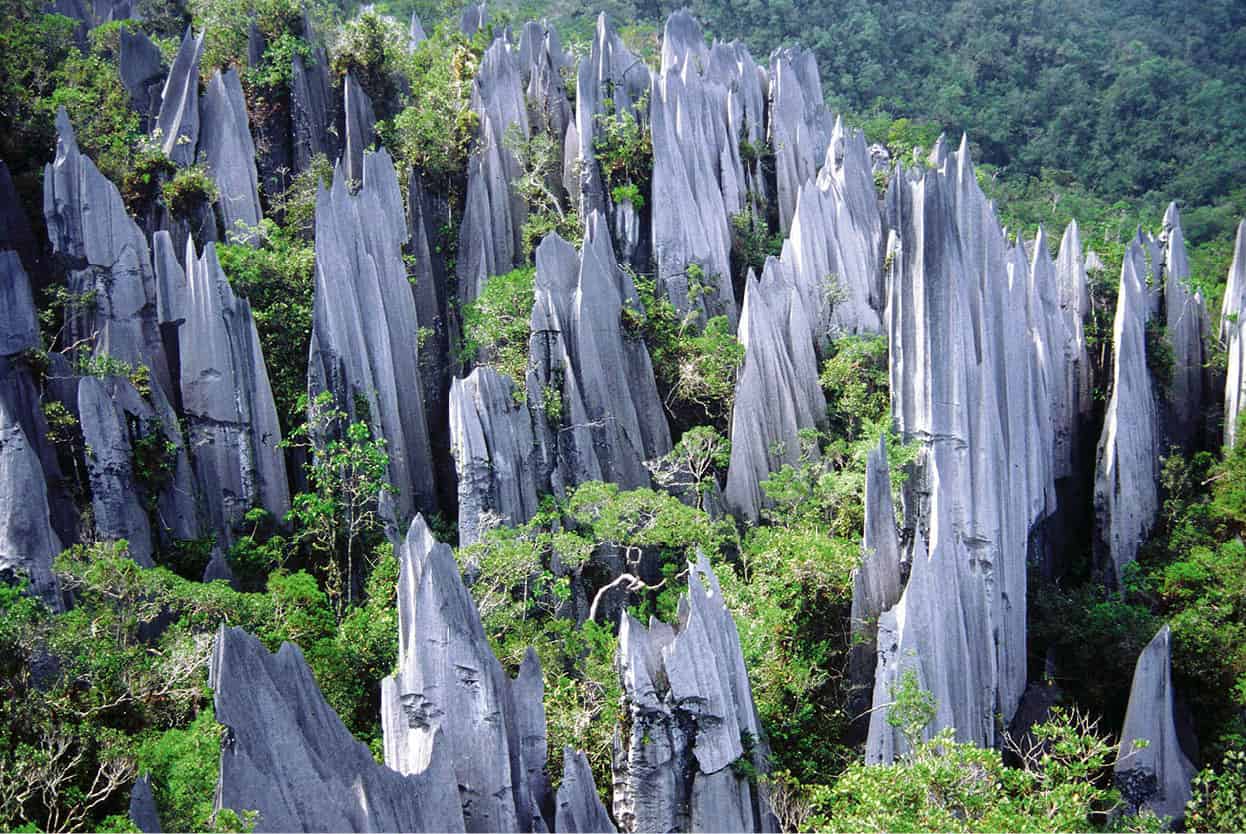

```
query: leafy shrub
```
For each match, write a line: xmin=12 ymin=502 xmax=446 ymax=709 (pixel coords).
xmin=42 ymin=51 xmax=141 ymax=185
xmin=1187 ymin=750 xmax=1246 ymax=833
xmin=503 ymin=124 xmax=582 ymax=257
xmin=330 ymin=11 xmax=406 ymax=107
xmin=161 ymin=164 xmax=219 ymax=216
xmin=458 ymin=266 xmax=536 ymax=385
xmin=593 ymin=95 xmax=651 ymax=193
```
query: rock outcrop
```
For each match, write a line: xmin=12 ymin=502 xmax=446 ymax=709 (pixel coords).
xmin=212 ymin=624 xmax=466 ymax=832
xmin=1114 ymin=625 xmax=1196 ymax=823
xmin=1162 ymin=204 xmax=1207 ymax=451
xmin=342 ymin=72 xmax=377 ymax=187
xmin=180 ymin=239 xmax=288 ymax=538
xmin=1094 ymin=234 xmax=1162 ymax=586
xmin=1056 ymin=219 xmax=1094 ymax=455
xmin=0 ymin=399 xmax=64 ymax=606
xmin=1224 ymin=221 xmax=1246 ymax=447
xmin=768 ymin=48 xmax=833 ymax=234
xmin=449 ymin=367 xmax=548 ymax=546
xmin=308 ymin=151 xmax=437 ymax=522
xmin=118 ymin=28 xmax=165 ymax=130
xmin=128 ymin=774 xmax=162 ymax=833
xmin=556 ymin=748 xmax=616 ymax=833
xmin=290 ymin=46 xmax=339 ymax=173
xmin=723 ymin=263 xmax=825 ymax=523
xmin=612 ymin=552 xmax=776 ymax=833
xmin=199 ymin=69 xmax=262 ymax=239
xmin=381 ymin=515 xmax=545 ymax=833
xmin=155 ymin=28 xmax=205 ymax=167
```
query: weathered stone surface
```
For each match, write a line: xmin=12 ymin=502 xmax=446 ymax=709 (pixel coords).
xmin=1114 ymin=625 xmax=1196 ymax=824
xmin=650 ymin=11 xmax=737 ymax=325
xmin=849 ymin=436 xmax=903 ymax=716
xmin=768 ymin=48 xmax=833 ymax=234
xmin=556 ymin=747 xmax=616 ymax=833
xmin=212 ymin=624 xmax=466 ymax=832
xmin=409 ymin=11 xmax=427 ymax=49
xmin=155 ymin=28 xmax=204 ymax=167
xmin=199 ymin=69 xmax=262 ymax=240
xmin=1056 ymin=220 xmax=1094 ymax=449
xmin=0 ymin=162 xmax=37 ymax=275
xmin=529 ymin=218 xmax=671 ymax=494
xmin=381 ymin=515 xmax=541 ymax=833
xmin=0 ymin=252 xmax=40 ymax=356
xmin=342 ymin=72 xmax=377 ymax=187
xmin=1224 ymin=221 xmax=1246 ymax=447
xmin=574 ymin=15 xmax=652 ymax=219
xmin=119 ymin=28 xmax=165 ymax=129
xmin=781 ymin=118 xmax=884 ymax=344
xmin=202 ymin=545 xmax=236 ymax=585
xmin=44 ymin=109 xmax=174 ymax=399
xmin=0 ymin=399 xmax=64 ymax=606
xmin=1094 ymin=234 xmax=1161 ymax=586
xmin=449 ymin=366 xmax=548 ymax=546
xmin=723 ymin=263 xmax=825 ymax=523
xmin=182 ymin=239 xmax=288 ymax=538
xmin=152 ymin=230 xmax=187 ymax=327
xmin=129 ymin=774 xmax=162 ymax=833
xmin=460 ymin=3 xmax=487 ymax=36
xmin=77 ymin=375 xmax=155 ymax=566
xmin=514 ymin=648 xmax=553 ymax=828
xmin=290 ymin=47 xmax=339 ymax=173
xmin=1162 ymin=203 xmax=1207 ymax=451
xmin=309 ymin=151 xmax=437 ymax=522
xmin=612 ymin=553 xmax=775 ymax=833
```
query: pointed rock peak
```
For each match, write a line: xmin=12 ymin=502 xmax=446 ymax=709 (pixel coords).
xmin=1061 ymin=218 xmax=1082 ymax=253
xmin=0 ymin=251 xmax=40 ymax=355
xmin=555 ymin=748 xmax=616 ymax=833
xmin=1163 ymin=201 xmax=1182 ymax=234
xmin=54 ymin=106 xmax=77 ymax=151
xmin=409 ymin=11 xmax=427 ymax=49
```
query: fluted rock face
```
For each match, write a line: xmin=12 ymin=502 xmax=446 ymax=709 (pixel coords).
xmin=529 ymin=217 xmax=671 ymax=493
xmin=0 ymin=163 xmax=38 ymax=275
xmin=0 ymin=251 xmax=39 ymax=357
xmin=458 ymin=35 xmax=531 ymax=304
xmin=1114 ymin=625 xmax=1196 ymax=823
xmin=867 ymin=138 xmax=1078 ymax=757
xmin=449 ymin=367 xmax=548 ymax=546
xmin=612 ymin=553 xmax=775 ymax=833
xmin=44 ymin=110 xmax=174 ymax=399
xmin=409 ymin=11 xmax=427 ymax=49
xmin=1224 ymin=222 xmax=1246 ymax=447
xmin=1094 ymin=235 xmax=1161 ymax=586
xmin=181 ymin=239 xmax=288 ymax=538
xmin=0 ymin=399 xmax=64 ymax=606
xmin=574 ymin=15 xmax=652 ymax=219
xmin=1162 ymin=204 xmax=1207 ymax=451
xmin=519 ymin=22 xmax=573 ymax=191
xmin=290 ymin=47 xmax=339 ymax=173
xmin=782 ymin=118 xmax=884 ymax=344
xmin=723 ymin=263 xmax=825 ymax=523
xmin=849 ymin=436 xmax=903 ymax=715
xmin=118 ymin=29 xmax=165 ymax=129
xmin=308 ymin=151 xmax=437 ymax=522
xmin=381 ymin=515 xmax=544 ymax=833
xmin=1056 ymin=220 xmax=1094 ymax=453
xmin=460 ymin=3 xmax=487 ymax=37
xmin=650 ymin=12 xmax=737 ymax=326
xmin=768 ymin=48 xmax=833 ymax=235
xmin=212 ymin=625 xmax=466 ymax=833
xmin=199 ymin=69 xmax=262 ymax=239
xmin=155 ymin=28 xmax=204 ymax=167
xmin=1030 ymin=228 xmax=1076 ymax=478
xmin=343 ymin=72 xmax=377 ymax=187
xmin=556 ymin=748 xmax=616 ymax=833
xmin=128 ymin=774 xmax=162 ymax=833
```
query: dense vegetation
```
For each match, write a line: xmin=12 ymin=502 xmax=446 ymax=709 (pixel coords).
xmin=2 ymin=0 xmax=1246 ymax=830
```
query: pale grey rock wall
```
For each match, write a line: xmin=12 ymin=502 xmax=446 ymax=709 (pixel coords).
xmin=1162 ymin=203 xmax=1207 ymax=450
xmin=212 ymin=624 xmax=466 ymax=832
xmin=308 ymin=151 xmax=437 ymax=522
xmin=0 ymin=399 xmax=64 ymax=606
xmin=1224 ymin=221 xmax=1246 ymax=446
xmin=155 ymin=28 xmax=204 ymax=167
xmin=181 ymin=239 xmax=288 ymax=538
xmin=1114 ymin=625 xmax=1196 ymax=824
xmin=768 ymin=48 xmax=833 ymax=235
xmin=128 ymin=774 xmax=162 ymax=833
xmin=343 ymin=72 xmax=377 ymax=187
xmin=199 ymin=69 xmax=262 ymax=240
xmin=556 ymin=748 xmax=616 ymax=833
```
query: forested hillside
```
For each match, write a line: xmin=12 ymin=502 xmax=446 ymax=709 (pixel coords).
xmin=1 ymin=0 xmax=1245 ymax=831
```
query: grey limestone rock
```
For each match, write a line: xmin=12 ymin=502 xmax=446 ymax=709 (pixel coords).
xmin=381 ymin=514 xmax=542 ymax=833
xmin=611 ymin=552 xmax=775 ymax=833
xmin=308 ymin=151 xmax=437 ymax=522
xmin=342 ymin=72 xmax=377 ymax=188
xmin=723 ymin=263 xmax=825 ymax=523
xmin=409 ymin=11 xmax=427 ymax=49
xmin=119 ymin=28 xmax=165 ymax=129
xmin=1224 ymin=221 xmax=1246 ymax=447
xmin=152 ymin=230 xmax=187 ymax=327
xmin=0 ymin=252 xmax=40 ymax=357
xmin=1094 ymin=234 xmax=1161 ymax=586
xmin=212 ymin=624 xmax=466 ymax=832
xmin=449 ymin=366 xmax=548 ymax=546
xmin=768 ymin=48 xmax=833 ymax=234
xmin=460 ymin=3 xmax=487 ymax=37
xmin=1114 ymin=625 xmax=1196 ymax=824
xmin=1056 ymin=220 xmax=1094 ymax=444
xmin=556 ymin=748 xmax=616 ymax=833
xmin=0 ymin=162 xmax=38 ymax=275
xmin=44 ymin=109 xmax=175 ymax=399
xmin=199 ymin=69 xmax=262 ymax=240
xmin=849 ymin=436 xmax=903 ymax=716
xmin=0 ymin=399 xmax=64 ymax=606
xmin=290 ymin=47 xmax=339 ymax=173
xmin=1161 ymin=203 xmax=1207 ymax=451
xmin=202 ymin=545 xmax=237 ymax=585
xmin=155 ymin=28 xmax=204 ymax=167
xmin=128 ymin=774 xmax=162 ymax=833
xmin=181 ymin=239 xmax=288 ymax=538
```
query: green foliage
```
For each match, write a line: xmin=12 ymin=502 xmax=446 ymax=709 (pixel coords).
xmin=504 ymin=124 xmax=582 ymax=257
xmin=244 ymin=31 xmax=313 ymax=88
xmin=330 ymin=10 xmax=407 ymax=106
xmin=1187 ymin=750 xmax=1246 ymax=833
xmin=593 ymin=95 xmax=652 ymax=193
xmin=135 ymin=711 xmax=231 ymax=833
xmin=885 ymin=668 xmax=937 ymax=754
xmin=161 ymin=163 xmax=219 ymax=216
xmin=610 ymin=182 xmax=643 ymax=209
xmin=43 ymin=50 xmax=141 ymax=186
xmin=729 ymin=208 xmax=782 ymax=281
xmin=819 ymin=334 xmax=890 ymax=439
xmin=189 ymin=0 xmax=309 ymax=72
xmin=217 ymin=218 xmax=317 ymax=429
xmin=458 ymin=265 xmax=536 ymax=385
xmin=1144 ymin=318 xmax=1174 ymax=394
